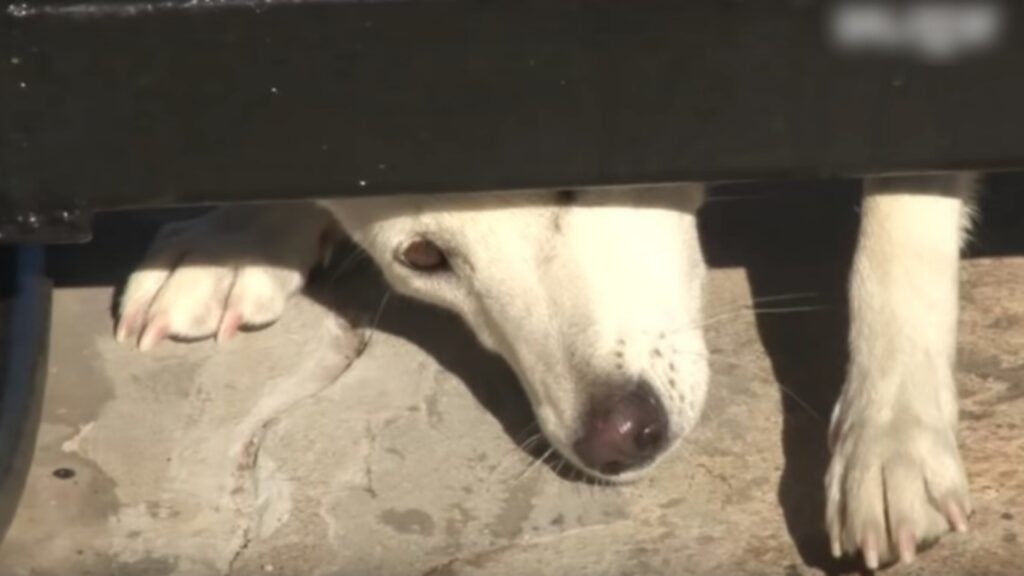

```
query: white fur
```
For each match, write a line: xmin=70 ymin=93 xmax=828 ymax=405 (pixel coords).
xmin=117 ymin=185 xmax=709 ymax=482
xmin=117 ymin=174 xmax=976 ymax=567
xmin=826 ymin=173 xmax=975 ymax=568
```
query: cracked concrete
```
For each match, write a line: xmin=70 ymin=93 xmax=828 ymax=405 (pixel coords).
xmin=1 ymin=181 xmax=1023 ymax=575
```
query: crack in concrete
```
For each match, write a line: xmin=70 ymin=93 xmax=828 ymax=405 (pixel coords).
xmin=222 ymin=314 xmax=364 ymax=575
xmin=226 ymin=525 xmax=253 ymax=575
xmin=363 ymin=421 xmax=379 ymax=499
xmin=227 ymin=415 xmax=282 ymax=574
xmin=358 ymin=412 xmax=411 ymax=499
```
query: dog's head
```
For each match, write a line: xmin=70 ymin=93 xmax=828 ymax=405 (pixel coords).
xmin=336 ymin=185 xmax=708 ymax=482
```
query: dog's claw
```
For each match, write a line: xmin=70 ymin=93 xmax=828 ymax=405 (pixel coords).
xmin=216 ymin=309 xmax=243 ymax=343
xmin=115 ymin=205 xmax=326 ymax=351
xmin=946 ymin=501 xmax=969 ymax=533
xmin=138 ymin=316 xmax=169 ymax=352
xmin=115 ymin=310 xmax=138 ymax=344
xmin=862 ymin=533 xmax=879 ymax=570
xmin=897 ymin=527 xmax=916 ymax=564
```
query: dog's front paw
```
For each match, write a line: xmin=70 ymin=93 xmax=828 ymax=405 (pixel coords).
xmin=116 ymin=205 xmax=335 ymax=351
xmin=826 ymin=418 xmax=970 ymax=569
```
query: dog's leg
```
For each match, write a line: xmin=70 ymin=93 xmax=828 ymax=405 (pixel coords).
xmin=116 ymin=202 xmax=340 ymax=350
xmin=826 ymin=173 xmax=976 ymax=568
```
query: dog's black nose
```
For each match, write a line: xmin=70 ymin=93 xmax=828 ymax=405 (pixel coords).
xmin=573 ymin=383 xmax=669 ymax=476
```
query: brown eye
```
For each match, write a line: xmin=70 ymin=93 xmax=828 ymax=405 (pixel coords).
xmin=400 ymin=239 xmax=449 ymax=272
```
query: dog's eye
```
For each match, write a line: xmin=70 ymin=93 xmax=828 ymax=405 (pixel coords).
xmin=400 ymin=239 xmax=450 ymax=272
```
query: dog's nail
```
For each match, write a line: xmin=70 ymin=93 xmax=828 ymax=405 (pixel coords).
xmin=898 ymin=527 xmax=916 ymax=564
xmin=217 ymin=309 xmax=243 ymax=343
xmin=862 ymin=534 xmax=879 ymax=570
xmin=138 ymin=317 xmax=169 ymax=352
xmin=830 ymin=538 xmax=842 ymax=559
xmin=115 ymin=321 xmax=129 ymax=344
xmin=115 ymin=310 xmax=137 ymax=343
xmin=947 ymin=502 xmax=968 ymax=533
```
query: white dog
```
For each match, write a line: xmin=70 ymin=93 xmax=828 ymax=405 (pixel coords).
xmin=116 ymin=173 xmax=975 ymax=569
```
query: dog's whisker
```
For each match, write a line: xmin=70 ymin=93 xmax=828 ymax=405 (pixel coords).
xmin=702 ymin=304 xmax=831 ymax=328
xmin=701 ymin=194 xmax=781 ymax=203
xmin=516 ymin=435 xmax=544 ymax=461
xmin=513 ymin=421 xmax=540 ymax=441
xmin=553 ymin=454 xmax=568 ymax=478
xmin=552 ymin=459 xmax=579 ymax=497
xmin=747 ymin=292 xmax=821 ymax=305
xmin=489 ymin=440 xmax=538 ymax=483
xmin=551 ymin=454 xmax=588 ymax=495
xmin=707 ymin=354 xmax=824 ymax=423
xmin=515 ymin=446 xmax=555 ymax=484
xmin=356 ymin=288 xmax=393 ymax=354
xmin=523 ymin=437 xmax=545 ymax=455
xmin=487 ymin=423 xmax=547 ymax=483
xmin=514 ymin=432 xmax=543 ymax=453
xmin=327 ymin=245 xmax=370 ymax=283
xmin=567 ymin=466 xmax=581 ymax=493
xmin=704 ymin=292 xmax=820 ymax=316
xmin=671 ymin=347 xmax=824 ymax=423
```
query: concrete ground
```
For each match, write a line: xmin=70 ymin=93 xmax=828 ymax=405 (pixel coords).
xmin=1 ymin=179 xmax=1022 ymax=575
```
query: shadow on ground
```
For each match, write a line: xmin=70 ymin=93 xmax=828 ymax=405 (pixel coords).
xmin=701 ymin=179 xmax=862 ymax=574
xmin=698 ymin=172 xmax=1024 ymax=574
xmin=41 ymin=172 xmax=1024 ymax=574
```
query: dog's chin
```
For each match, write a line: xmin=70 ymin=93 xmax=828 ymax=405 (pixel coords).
xmin=550 ymin=439 xmax=679 ymax=486
xmin=569 ymin=457 xmax=664 ymax=485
